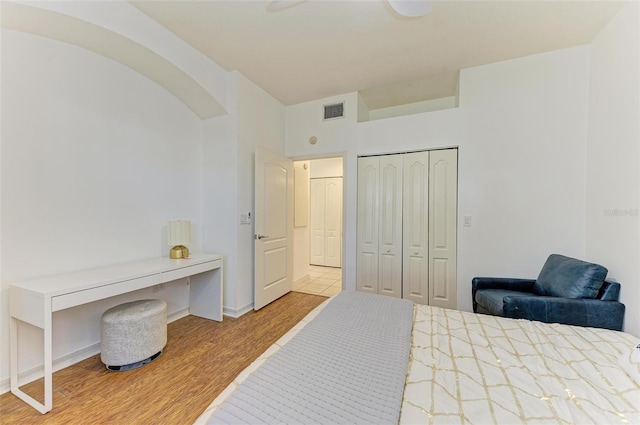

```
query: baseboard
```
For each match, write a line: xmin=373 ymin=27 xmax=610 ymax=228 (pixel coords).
xmin=0 ymin=307 xmax=190 ymax=395
xmin=0 ymin=342 xmax=101 ymax=395
xmin=169 ymin=307 xmax=190 ymax=323
xmin=223 ymin=302 xmax=253 ymax=318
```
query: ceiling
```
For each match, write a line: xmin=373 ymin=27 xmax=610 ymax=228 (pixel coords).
xmin=131 ymin=0 xmax=625 ymax=111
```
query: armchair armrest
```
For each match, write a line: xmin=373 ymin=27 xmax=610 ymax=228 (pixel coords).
xmin=503 ymin=296 xmax=625 ymax=331
xmin=472 ymin=278 xmax=536 ymax=312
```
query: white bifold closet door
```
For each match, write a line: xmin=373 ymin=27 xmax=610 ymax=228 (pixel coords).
xmin=356 ymin=157 xmax=380 ymax=295
xmin=310 ymin=177 xmax=342 ymax=267
xmin=356 ymin=149 xmax=457 ymax=308
xmin=402 ymin=151 xmax=430 ymax=304
xmin=357 ymin=155 xmax=403 ymax=299
xmin=428 ymin=149 xmax=457 ymax=308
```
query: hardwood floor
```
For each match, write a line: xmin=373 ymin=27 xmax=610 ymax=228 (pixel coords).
xmin=0 ymin=292 xmax=327 ymax=425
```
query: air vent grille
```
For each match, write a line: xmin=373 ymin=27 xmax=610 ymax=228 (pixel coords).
xmin=324 ymin=102 xmax=344 ymax=120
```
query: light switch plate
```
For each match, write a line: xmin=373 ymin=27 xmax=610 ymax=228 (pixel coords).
xmin=240 ymin=212 xmax=252 ymax=225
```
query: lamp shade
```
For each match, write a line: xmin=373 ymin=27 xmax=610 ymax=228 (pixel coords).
xmin=168 ymin=220 xmax=191 ymax=246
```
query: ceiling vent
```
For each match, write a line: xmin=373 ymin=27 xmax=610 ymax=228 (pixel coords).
xmin=324 ymin=102 xmax=344 ymax=120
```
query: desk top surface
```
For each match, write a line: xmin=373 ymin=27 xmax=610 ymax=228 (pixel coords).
xmin=11 ymin=253 xmax=222 ymax=296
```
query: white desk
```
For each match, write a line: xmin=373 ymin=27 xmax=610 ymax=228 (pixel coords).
xmin=9 ymin=253 xmax=223 ymax=414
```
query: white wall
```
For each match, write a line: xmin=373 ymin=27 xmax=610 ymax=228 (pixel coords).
xmin=293 ymin=161 xmax=310 ymax=282
xmin=310 ymin=157 xmax=343 ymax=178
xmin=287 ymin=92 xmax=359 ymax=158
xmin=236 ymin=72 xmax=286 ymax=312
xmin=4 ymin=1 xmax=229 ymax=118
xmin=457 ymin=46 xmax=591 ymax=301
xmin=202 ymin=112 xmax=238 ymax=313
xmin=586 ymin=1 xmax=640 ymax=337
xmin=1 ymin=30 xmax=204 ymax=386
xmin=286 ymin=46 xmax=592 ymax=315
xmin=203 ymin=72 xmax=286 ymax=316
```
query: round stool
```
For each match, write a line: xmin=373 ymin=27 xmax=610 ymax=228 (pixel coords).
xmin=100 ymin=299 xmax=167 ymax=371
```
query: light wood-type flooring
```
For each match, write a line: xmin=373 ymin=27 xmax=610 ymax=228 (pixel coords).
xmin=0 ymin=292 xmax=327 ymax=425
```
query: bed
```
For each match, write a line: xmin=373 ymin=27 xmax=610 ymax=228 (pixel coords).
xmin=195 ymin=292 xmax=640 ymax=424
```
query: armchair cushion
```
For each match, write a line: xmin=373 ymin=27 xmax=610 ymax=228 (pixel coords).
xmin=533 ymin=254 xmax=607 ymax=299
xmin=475 ymin=289 xmax=530 ymax=316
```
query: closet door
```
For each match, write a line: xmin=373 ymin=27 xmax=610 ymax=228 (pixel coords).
xmin=324 ymin=177 xmax=342 ymax=267
xmin=356 ymin=157 xmax=379 ymax=293
xmin=357 ymin=149 xmax=457 ymax=306
xmin=429 ymin=149 xmax=457 ymax=309
xmin=310 ymin=179 xmax=326 ymax=266
xmin=378 ymin=155 xmax=403 ymax=298
xmin=402 ymin=151 xmax=429 ymax=304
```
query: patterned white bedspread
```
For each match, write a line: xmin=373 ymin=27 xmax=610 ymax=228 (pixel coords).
xmin=402 ymin=305 xmax=640 ymax=424
xmin=195 ymin=296 xmax=640 ymax=425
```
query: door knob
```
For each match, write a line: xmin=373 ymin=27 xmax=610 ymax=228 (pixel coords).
xmin=386 ymin=248 xmax=391 ymax=253
xmin=255 ymin=234 xmax=269 ymax=240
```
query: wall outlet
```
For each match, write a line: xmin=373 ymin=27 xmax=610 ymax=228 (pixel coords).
xmin=463 ymin=215 xmax=472 ymax=227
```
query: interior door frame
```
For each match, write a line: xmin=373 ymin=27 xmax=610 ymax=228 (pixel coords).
xmin=294 ymin=155 xmax=346 ymax=284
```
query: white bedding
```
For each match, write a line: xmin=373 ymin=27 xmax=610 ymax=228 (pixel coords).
xmin=195 ymin=296 xmax=640 ymax=425
xmin=402 ymin=305 xmax=640 ymax=424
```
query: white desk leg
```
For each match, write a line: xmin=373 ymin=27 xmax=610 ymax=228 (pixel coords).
xmin=10 ymin=316 xmax=50 ymax=414
xmin=43 ymin=308 xmax=53 ymax=412
xmin=189 ymin=264 xmax=223 ymax=322
xmin=10 ymin=316 xmax=18 ymax=393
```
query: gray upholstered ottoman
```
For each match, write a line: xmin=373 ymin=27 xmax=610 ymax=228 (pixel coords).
xmin=100 ymin=299 xmax=167 ymax=371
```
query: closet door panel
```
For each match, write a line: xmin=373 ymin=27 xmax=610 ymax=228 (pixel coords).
xmin=429 ymin=149 xmax=458 ymax=309
xmin=310 ymin=179 xmax=326 ymax=265
xmin=357 ymin=158 xmax=379 ymax=293
xmin=359 ymin=252 xmax=377 ymax=292
xmin=379 ymin=254 xmax=398 ymax=297
xmin=378 ymin=155 xmax=403 ymax=298
xmin=432 ymin=258 xmax=449 ymax=299
xmin=402 ymin=151 xmax=429 ymax=304
xmin=405 ymin=256 xmax=426 ymax=299
xmin=324 ymin=177 xmax=342 ymax=267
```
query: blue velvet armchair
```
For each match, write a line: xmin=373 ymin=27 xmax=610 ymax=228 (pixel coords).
xmin=472 ymin=254 xmax=625 ymax=331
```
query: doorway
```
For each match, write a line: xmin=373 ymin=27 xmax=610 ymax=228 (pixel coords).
xmin=292 ymin=157 xmax=344 ymax=297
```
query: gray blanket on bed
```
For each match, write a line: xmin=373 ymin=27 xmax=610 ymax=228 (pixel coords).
xmin=207 ymin=291 xmax=414 ymax=425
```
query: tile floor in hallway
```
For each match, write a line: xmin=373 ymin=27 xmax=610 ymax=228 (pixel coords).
xmin=293 ymin=265 xmax=342 ymax=297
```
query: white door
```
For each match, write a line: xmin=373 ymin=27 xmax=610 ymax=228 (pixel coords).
xmin=378 ymin=155 xmax=403 ymax=298
xmin=429 ymin=149 xmax=457 ymax=309
xmin=324 ymin=177 xmax=342 ymax=267
xmin=309 ymin=178 xmax=326 ymax=266
xmin=356 ymin=157 xmax=379 ymax=294
xmin=254 ymin=148 xmax=293 ymax=310
xmin=402 ymin=151 xmax=430 ymax=304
